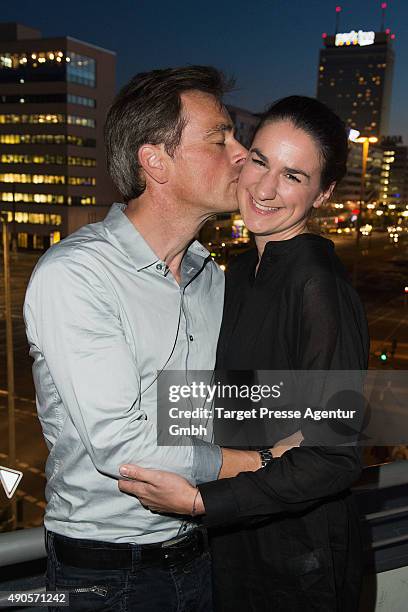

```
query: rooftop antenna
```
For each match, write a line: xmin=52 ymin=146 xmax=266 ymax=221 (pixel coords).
xmin=335 ymin=6 xmax=342 ymax=34
xmin=381 ymin=2 xmax=387 ymax=31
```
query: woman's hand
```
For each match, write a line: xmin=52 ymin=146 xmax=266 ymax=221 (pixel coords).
xmin=271 ymin=429 xmax=304 ymax=458
xmin=118 ymin=465 xmax=205 ymax=515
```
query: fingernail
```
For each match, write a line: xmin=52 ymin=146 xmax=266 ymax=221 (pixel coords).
xmin=120 ymin=466 xmax=130 ymax=476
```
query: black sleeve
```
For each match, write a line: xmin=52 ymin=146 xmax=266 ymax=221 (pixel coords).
xmin=199 ymin=273 xmax=364 ymax=528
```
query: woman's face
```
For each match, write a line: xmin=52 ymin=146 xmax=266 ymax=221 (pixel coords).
xmin=237 ymin=120 xmax=334 ymax=242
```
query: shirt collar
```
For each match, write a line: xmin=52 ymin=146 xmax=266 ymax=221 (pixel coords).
xmin=103 ymin=203 xmax=210 ymax=273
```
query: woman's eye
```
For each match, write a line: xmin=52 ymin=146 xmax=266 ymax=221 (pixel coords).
xmin=215 ymin=142 xmax=226 ymax=147
xmin=286 ymin=173 xmax=301 ymax=183
xmin=252 ymin=158 xmax=265 ymax=167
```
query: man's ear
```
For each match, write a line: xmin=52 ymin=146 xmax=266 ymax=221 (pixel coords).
xmin=313 ymin=181 xmax=336 ymax=209
xmin=138 ymin=143 xmax=169 ymax=185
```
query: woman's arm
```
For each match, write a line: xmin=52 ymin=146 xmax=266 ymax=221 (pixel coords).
xmin=118 ymin=431 xmax=302 ymax=514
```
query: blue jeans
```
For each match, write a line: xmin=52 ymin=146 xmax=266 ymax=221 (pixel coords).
xmin=46 ymin=531 xmax=213 ymax=612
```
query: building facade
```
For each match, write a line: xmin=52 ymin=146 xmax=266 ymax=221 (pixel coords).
xmin=0 ymin=22 xmax=118 ymax=250
xmin=334 ymin=141 xmax=383 ymax=205
xmin=226 ymin=105 xmax=259 ymax=148
xmin=379 ymin=136 xmax=408 ymax=210
xmin=200 ymin=105 xmax=258 ymax=253
xmin=317 ymin=29 xmax=394 ymax=138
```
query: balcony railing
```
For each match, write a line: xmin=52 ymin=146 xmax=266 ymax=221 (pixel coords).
xmin=0 ymin=461 xmax=407 ymax=610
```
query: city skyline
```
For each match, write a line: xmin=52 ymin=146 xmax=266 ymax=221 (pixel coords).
xmin=1 ymin=0 xmax=407 ymax=140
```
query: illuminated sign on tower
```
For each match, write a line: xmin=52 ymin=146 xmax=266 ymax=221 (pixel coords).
xmin=335 ymin=30 xmax=376 ymax=47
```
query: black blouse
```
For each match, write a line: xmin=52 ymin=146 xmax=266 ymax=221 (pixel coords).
xmin=198 ymin=233 xmax=370 ymax=612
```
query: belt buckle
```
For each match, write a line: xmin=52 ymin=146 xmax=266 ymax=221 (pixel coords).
xmin=160 ymin=530 xmax=201 ymax=566
xmin=161 ymin=533 xmax=190 ymax=549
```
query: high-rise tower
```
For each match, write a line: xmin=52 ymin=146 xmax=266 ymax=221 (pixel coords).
xmin=317 ymin=29 xmax=394 ymax=138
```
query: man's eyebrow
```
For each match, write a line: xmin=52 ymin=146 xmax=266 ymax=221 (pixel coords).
xmin=205 ymin=123 xmax=234 ymax=135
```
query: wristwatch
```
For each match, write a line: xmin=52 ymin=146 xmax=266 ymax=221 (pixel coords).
xmin=258 ymin=448 xmax=274 ymax=468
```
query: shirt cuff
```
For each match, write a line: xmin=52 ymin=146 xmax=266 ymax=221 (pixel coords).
xmin=192 ymin=438 xmax=222 ymax=485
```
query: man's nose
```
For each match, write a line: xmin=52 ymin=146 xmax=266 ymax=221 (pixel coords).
xmin=232 ymin=140 xmax=248 ymax=166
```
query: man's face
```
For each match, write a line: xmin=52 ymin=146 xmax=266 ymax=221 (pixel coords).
xmin=169 ymin=91 xmax=247 ymax=216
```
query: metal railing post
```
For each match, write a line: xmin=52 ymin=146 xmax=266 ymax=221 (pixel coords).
xmin=1 ymin=214 xmax=17 ymax=530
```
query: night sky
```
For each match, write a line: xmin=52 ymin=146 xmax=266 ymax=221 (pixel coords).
xmin=2 ymin=0 xmax=407 ymax=139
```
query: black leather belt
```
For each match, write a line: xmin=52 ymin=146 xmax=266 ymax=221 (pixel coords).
xmin=51 ymin=528 xmax=208 ymax=570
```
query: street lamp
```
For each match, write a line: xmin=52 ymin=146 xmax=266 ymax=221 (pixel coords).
xmin=348 ymin=133 xmax=378 ymax=286
xmin=354 ymin=135 xmax=378 ymax=249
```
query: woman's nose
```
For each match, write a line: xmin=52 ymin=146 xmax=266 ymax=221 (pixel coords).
xmin=254 ymin=174 xmax=277 ymax=201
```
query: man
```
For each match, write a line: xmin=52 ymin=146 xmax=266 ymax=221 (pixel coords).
xmin=24 ymin=66 xmax=265 ymax=611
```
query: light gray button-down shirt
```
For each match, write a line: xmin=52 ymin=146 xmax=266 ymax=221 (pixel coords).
xmin=24 ymin=203 xmax=223 ymax=543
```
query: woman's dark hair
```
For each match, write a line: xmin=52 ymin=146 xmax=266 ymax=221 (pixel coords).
xmin=104 ymin=66 xmax=233 ymax=202
xmin=258 ymin=96 xmax=349 ymax=190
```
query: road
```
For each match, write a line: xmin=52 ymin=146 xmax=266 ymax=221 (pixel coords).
xmin=332 ymin=232 xmax=408 ymax=368
xmin=0 ymin=232 xmax=407 ymax=528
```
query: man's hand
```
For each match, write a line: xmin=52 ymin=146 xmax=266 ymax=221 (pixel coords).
xmin=118 ymin=431 xmax=303 ymax=515
xmin=118 ymin=465 xmax=205 ymax=515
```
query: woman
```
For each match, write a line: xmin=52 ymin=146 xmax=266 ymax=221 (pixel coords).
xmin=120 ymin=96 xmax=369 ymax=611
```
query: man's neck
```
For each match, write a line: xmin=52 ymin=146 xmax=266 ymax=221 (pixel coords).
xmin=125 ymin=194 xmax=210 ymax=284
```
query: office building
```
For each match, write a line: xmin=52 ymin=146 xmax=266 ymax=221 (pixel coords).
xmin=379 ymin=136 xmax=408 ymax=209
xmin=0 ymin=22 xmax=118 ymax=249
xmin=317 ymin=29 xmax=394 ymax=138
xmin=226 ymin=105 xmax=259 ymax=148
xmin=334 ymin=141 xmax=383 ymax=205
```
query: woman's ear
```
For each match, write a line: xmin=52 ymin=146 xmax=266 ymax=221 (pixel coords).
xmin=313 ymin=181 xmax=336 ymax=209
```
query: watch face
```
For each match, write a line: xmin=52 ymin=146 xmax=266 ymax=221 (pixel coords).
xmin=259 ymin=449 xmax=273 ymax=467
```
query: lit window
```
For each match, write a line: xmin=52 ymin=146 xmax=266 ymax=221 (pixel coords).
xmin=0 ymin=113 xmax=63 ymax=124
xmin=50 ymin=231 xmax=61 ymax=245
xmin=79 ymin=196 xmax=96 ymax=205
xmin=0 ymin=134 xmax=95 ymax=146
xmin=0 ymin=153 xmax=96 ymax=166
xmin=68 ymin=176 xmax=96 ymax=186
xmin=66 ymin=52 xmax=96 ymax=87
xmin=68 ymin=156 xmax=96 ymax=167
xmin=0 ymin=192 xmax=65 ymax=204
xmin=0 ymin=114 xmax=94 ymax=127
xmin=67 ymin=94 xmax=96 ymax=108
xmin=67 ymin=115 xmax=95 ymax=128
xmin=0 ymin=173 xmax=66 ymax=185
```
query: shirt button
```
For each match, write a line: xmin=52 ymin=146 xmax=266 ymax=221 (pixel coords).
xmin=189 ymin=335 xmax=194 ymax=341
xmin=156 ymin=263 xmax=163 ymax=271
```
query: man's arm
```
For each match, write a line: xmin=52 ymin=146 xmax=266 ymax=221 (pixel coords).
xmin=24 ymin=254 xmax=217 ymax=484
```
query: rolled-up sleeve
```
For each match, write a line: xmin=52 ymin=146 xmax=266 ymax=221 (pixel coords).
xmin=24 ymin=254 xmax=217 ymax=484
xmin=192 ymin=438 xmax=222 ymax=482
